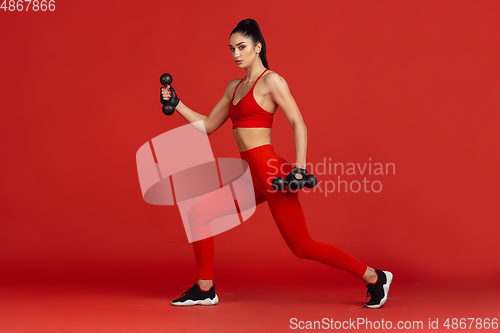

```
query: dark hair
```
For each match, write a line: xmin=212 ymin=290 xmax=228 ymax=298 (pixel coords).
xmin=230 ymin=19 xmax=269 ymax=69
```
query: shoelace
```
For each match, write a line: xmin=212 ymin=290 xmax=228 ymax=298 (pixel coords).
xmin=361 ymin=284 xmax=374 ymax=308
xmin=365 ymin=285 xmax=373 ymax=300
xmin=179 ymin=285 xmax=196 ymax=298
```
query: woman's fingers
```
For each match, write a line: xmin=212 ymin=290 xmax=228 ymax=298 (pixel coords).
xmin=161 ymin=87 xmax=172 ymax=99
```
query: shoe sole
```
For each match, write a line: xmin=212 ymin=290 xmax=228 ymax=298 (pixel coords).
xmin=365 ymin=271 xmax=393 ymax=309
xmin=171 ymin=294 xmax=219 ymax=306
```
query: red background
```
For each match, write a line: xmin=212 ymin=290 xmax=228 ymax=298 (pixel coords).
xmin=1 ymin=1 xmax=500 ymax=330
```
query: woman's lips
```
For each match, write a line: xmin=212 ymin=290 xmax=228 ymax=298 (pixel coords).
xmin=235 ymin=60 xmax=243 ymax=64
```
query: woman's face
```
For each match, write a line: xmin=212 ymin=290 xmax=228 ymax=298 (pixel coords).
xmin=229 ymin=32 xmax=261 ymax=68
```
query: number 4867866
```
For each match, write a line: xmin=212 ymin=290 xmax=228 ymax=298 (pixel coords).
xmin=1 ymin=0 xmax=56 ymax=11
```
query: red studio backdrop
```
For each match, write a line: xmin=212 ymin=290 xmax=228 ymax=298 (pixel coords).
xmin=1 ymin=0 xmax=500 ymax=329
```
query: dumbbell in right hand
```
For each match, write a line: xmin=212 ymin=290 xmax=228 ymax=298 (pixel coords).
xmin=160 ymin=73 xmax=180 ymax=116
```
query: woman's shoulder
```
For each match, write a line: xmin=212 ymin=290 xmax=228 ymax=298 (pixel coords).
xmin=223 ymin=78 xmax=243 ymax=92
xmin=226 ymin=77 xmax=244 ymax=89
xmin=221 ymin=78 xmax=244 ymax=99
xmin=228 ymin=77 xmax=243 ymax=85
xmin=262 ymin=70 xmax=288 ymax=89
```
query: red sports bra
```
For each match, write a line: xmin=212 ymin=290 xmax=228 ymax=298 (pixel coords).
xmin=229 ymin=69 xmax=274 ymax=129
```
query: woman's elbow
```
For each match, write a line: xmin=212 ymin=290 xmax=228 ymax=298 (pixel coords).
xmin=205 ymin=117 xmax=227 ymax=136
xmin=206 ymin=125 xmax=220 ymax=136
xmin=205 ymin=126 xmax=214 ymax=136
xmin=203 ymin=119 xmax=214 ymax=136
xmin=292 ymin=120 xmax=307 ymax=131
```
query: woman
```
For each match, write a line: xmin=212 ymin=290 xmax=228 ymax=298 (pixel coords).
xmin=161 ymin=19 xmax=393 ymax=308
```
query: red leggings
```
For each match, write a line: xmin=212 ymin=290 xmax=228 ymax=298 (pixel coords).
xmin=192 ymin=144 xmax=367 ymax=280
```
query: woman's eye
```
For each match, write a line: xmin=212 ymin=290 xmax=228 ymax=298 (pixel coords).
xmin=239 ymin=46 xmax=245 ymax=50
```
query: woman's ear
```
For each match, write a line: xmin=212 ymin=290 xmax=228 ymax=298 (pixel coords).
xmin=255 ymin=42 xmax=262 ymax=54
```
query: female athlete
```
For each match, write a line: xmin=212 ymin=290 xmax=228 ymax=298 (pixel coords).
xmin=161 ymin=18 xmax=393 ymax=309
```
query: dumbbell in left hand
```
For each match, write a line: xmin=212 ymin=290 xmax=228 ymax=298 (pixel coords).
xmin=272 ymin=167 xmax=318 ymax=191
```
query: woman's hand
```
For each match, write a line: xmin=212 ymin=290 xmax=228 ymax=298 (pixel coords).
xmin=286 ymin=167 xmax=308 ymax=182
xmin=292 ymin=164 xmax=307 ymax=179
xmin=160 ymin=85 xmax=180 ymax=109
xmin=161 ymin=85 xmax=172 ymax=100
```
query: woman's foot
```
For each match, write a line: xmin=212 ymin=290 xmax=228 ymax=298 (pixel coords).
xmin=363 ymin=269 xmax=393 ymax=308
xmin=171 ymin=283 xmax=218 ymax=306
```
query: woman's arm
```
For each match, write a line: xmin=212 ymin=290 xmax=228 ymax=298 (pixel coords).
xmin=163 ymin=80 xmax=239 ymax=135
xmin=267 ymin=73 xmax=308 ymax=171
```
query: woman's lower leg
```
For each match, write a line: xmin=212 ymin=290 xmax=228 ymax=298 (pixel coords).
xmin=198 ymin=279 xmax=213 ymax=290
xmin=362 ymin=266 xmax=378 ymax=284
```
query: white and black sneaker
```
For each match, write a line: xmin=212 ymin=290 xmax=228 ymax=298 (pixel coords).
xmin=171 ymin=283 xmax=219 ymax=306
xmin=363 ymin=269 xmax=393 ymax=308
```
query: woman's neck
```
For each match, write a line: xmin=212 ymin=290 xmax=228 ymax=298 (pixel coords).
xmin=244 ymin=63 xmax=267 ymax=82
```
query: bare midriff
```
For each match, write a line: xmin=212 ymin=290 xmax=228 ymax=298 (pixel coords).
xmin=233 ymin=127 xmax=272 ymax=152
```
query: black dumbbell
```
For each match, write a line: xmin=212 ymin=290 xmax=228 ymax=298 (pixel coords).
xmin=272 ymin=170 xmax=318 ymax=191
xmin=160 ymin=73 xmax=179 ymax=116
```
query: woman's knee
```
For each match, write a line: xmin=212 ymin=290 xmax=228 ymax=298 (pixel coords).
xmin=288 ymin=241 xmax=312 ymax=259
